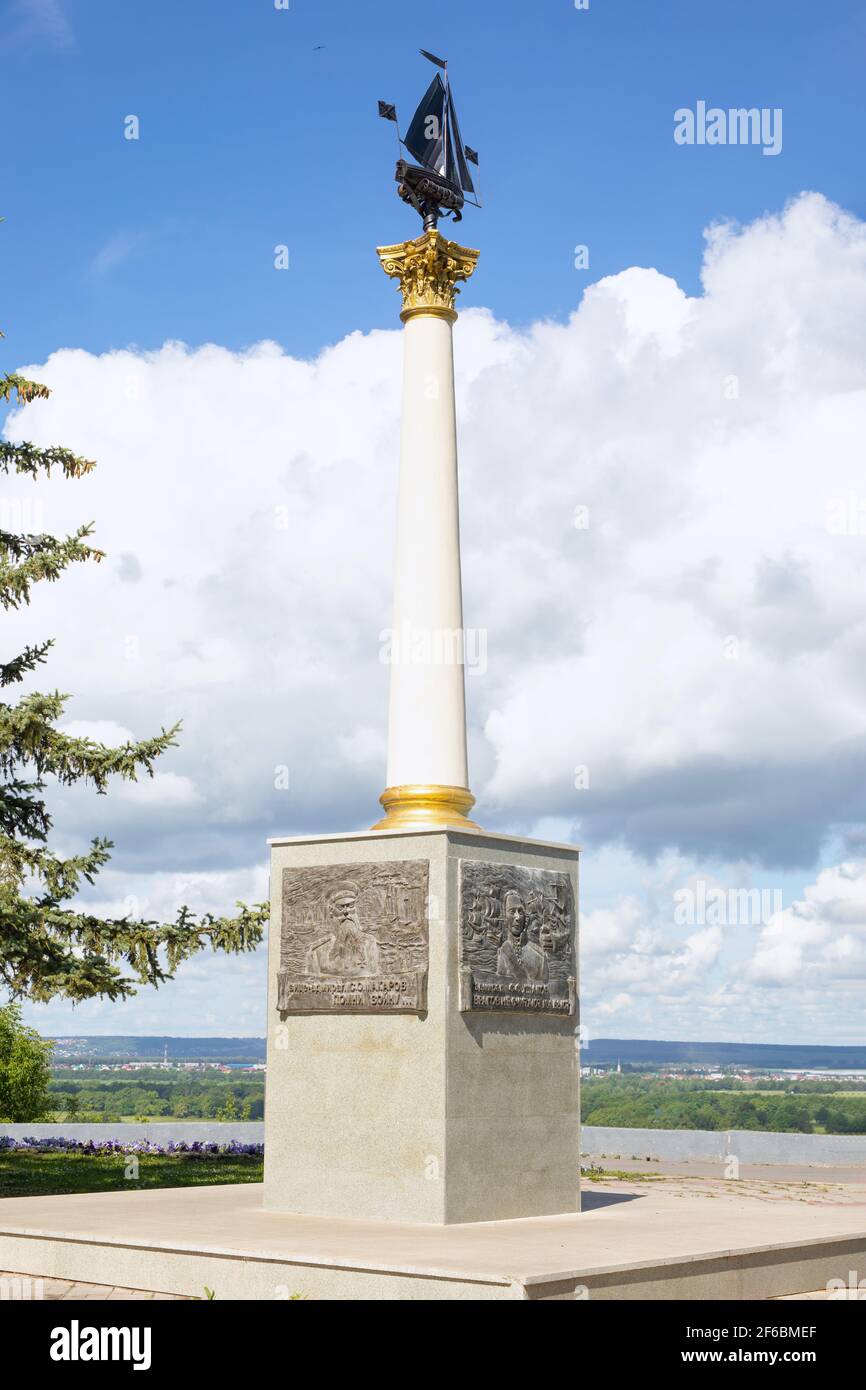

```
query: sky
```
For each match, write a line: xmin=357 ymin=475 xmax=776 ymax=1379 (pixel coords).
xmin=5 ymin=0 xmax=866 ymax=1043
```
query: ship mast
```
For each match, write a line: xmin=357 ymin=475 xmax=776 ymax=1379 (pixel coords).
xmin=442 ymin=58 xmax=449 ymax=208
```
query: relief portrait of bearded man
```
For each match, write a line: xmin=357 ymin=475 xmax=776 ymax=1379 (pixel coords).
xmin=304 ymin=884 xmax=381 ymax=977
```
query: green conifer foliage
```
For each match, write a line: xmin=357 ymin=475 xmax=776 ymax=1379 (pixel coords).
xmin=1 ymin=340 xmax=266 ymax=1003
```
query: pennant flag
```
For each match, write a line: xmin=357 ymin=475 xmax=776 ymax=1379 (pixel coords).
xmin=464 ymin=145 xmax=479 ymax=165
xmin=419 ymin=48 xmax=447 ymax=69
xmin=378 ymin=100 xmax=397 ymax=122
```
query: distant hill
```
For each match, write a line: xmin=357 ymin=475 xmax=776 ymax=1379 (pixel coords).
xmin=49 ymin=1036 xmax=266 ymax=1063
xmin=47 ymin=1035 xmax=866 ymax=1070
xmin=585 ymin=1038 xmax=866 ymax=1069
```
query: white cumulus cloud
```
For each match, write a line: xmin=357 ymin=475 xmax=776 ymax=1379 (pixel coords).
xmin=8 ymin=191 xmax=866 ymax=1039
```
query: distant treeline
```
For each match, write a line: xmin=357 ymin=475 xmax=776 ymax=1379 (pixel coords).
xmin=46 ymin=1070 xmax=866 ymax=1132
xmin=581 ymin=1077 xmax=866 ymax=1134
xmin=48 ymin=1071 xmax=264 ymax=1122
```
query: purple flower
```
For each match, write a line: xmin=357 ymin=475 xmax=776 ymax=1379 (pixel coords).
xmin=0 ymin=1135 xmax=263 ymax=1157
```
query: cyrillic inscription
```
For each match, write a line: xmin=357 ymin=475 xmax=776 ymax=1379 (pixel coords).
xmin=276 ymin=860 xmax=429 ymax=1014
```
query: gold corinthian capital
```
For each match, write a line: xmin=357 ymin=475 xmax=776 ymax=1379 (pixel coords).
xmin=376 ymin=228 xmax=480 ymax=323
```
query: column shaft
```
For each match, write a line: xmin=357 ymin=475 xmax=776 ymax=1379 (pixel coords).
xmin=373 ymin=229 xmax=480 ymax=830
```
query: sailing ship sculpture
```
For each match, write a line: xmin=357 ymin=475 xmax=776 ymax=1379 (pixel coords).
xmin=379 ymin=49 xmax=480 ymax=230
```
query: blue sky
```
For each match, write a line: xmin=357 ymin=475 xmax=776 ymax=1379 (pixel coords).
xmin=4 ymin=0 xmax=865 ymax=365
xmin=7 ymin=0 xmax=866 ymax=1041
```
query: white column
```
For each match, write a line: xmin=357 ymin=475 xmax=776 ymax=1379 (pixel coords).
xmin=373 ymin=229 xmax=479 ymax=830
xmin=388 ymin=311 xmax=468 ymax=787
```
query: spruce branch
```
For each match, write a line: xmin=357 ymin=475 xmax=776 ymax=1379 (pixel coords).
xmin=0 ymin=373 xmax=50 ymax=405
xmin=1 ymin=640 xmax=54 ymax=687
xmin=0 ymin=441 xmax=96 ymax=479
xmin=0 ymin=525 xmax=103 ymax=609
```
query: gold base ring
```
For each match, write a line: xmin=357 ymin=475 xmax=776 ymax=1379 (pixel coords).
xmin=371 ymin=783 xmax=479 ymax=832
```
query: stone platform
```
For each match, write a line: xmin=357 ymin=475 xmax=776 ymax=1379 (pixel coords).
xmin=1 ymin=1178 xmax=865 ymax=1301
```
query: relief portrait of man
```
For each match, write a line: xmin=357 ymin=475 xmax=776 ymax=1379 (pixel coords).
xmin=304 ymin=883 xmax=381 ymax=977
xmin=459 ymin=860 xmax=575 ymax=1015
xmin=494 ymin=884 xmax=547 ymax=984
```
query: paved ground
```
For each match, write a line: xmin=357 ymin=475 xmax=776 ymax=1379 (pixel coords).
xmin=2 ymin=1174 xmax=865 ymax=1299
xmin=586 ymin=1156 xmax=866 ymax=1185
xmin=775 ymin=1289 xmax=866 ymax=1299
xmin=0 ymin=1271 xmax=189 ymax=1299
xmin=583 ymin=1170 xmax=866 ymax=1207
xmin=589 ymin=1173 xmax=866 ymax=1300
xmin=1 ymin=1267 xmax=862 ymax=1300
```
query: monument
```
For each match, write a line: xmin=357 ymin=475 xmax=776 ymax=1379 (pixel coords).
xmin=3 ymin=53 xmax=866 ymax=1303
xmin=262 ymin=51 xmax=581 ymax=1225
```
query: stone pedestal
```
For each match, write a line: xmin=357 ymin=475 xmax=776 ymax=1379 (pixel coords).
xmin=262 ymin=826 xmax=580 ymax=1225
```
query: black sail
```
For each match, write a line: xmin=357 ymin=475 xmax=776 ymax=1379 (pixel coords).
xmin=445 ymin=88 xmax=476 ymax=196
xmin=403 ymin=73 xmax=449 ymax=178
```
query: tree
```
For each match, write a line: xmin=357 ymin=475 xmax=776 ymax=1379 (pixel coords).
xmin=216 ymin=1091 xmax=238 ymax=1122
xmin=1 ymin=328 xmax=267 ymax=1003
xmin=0 ymin=1000 xmax=53 ymax=1120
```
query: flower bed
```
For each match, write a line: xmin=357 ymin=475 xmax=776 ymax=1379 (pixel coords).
xmin=0 ymin=1135 xmax=263 ymax=1157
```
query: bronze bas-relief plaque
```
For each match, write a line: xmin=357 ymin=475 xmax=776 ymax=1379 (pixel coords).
xmin=459 ymin=860 xmax=576 ymax=1015
xmin=276 ymin=860 xmax=429 ymax=1013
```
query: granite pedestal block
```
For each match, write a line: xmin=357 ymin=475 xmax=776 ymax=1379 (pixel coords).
xmin=262 ymin=827 xmax=580 ymax=1225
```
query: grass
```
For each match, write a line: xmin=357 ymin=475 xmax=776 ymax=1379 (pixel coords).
xmin=0 ymin=1150 xmax=263 ymax=1199
xmin=48 ymin=1109 xmax=255 ymax=1122
xmin=51 ymin=1114 xmax=243 ymax=1123
xmin=580 ymin=1165 xmax=665 ymax=1183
